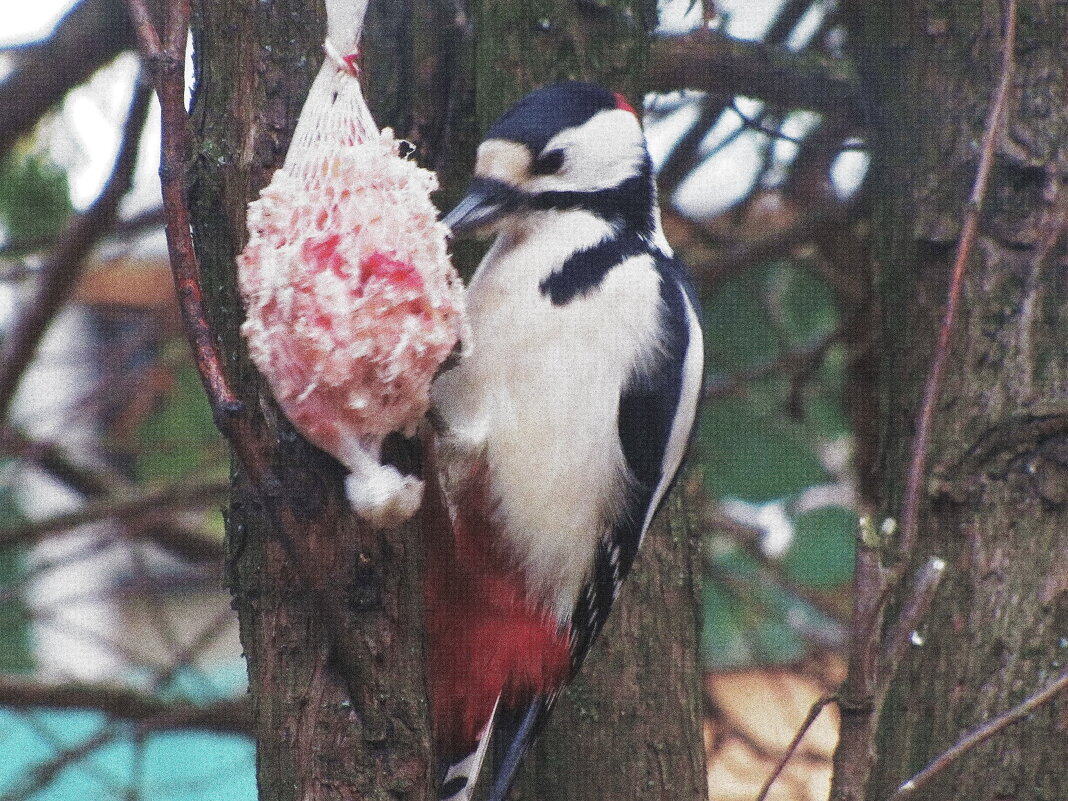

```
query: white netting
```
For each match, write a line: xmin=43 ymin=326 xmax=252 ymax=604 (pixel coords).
xmin=283 ymin=56 xmax=377 ymax=175
xmin=237 ymin=4 xmax=465 ymax=528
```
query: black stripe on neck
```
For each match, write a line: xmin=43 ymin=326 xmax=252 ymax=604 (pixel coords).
xmin=539 ymin=230 xmax=649 ymax=306
xmin=528 ymin=170 xmax=656 ymax=234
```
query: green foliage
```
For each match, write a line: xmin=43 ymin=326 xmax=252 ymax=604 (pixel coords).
xmin=697 ymin=263 xmax=855 ymax=668
xmin=0 ymin=151 xmax=71 ymax=644
xmin=698 ymin=263 xmax=846 ymax=502
xmin=0 ymin=484 xmax=35 ymax=674
xmin=783 ymin=505 xmax=856 ymax=589
xmin=135 ymin=354 xmax=227 ymax=484
xmin=700 ymin=580 xmax=751 ymax=668
xmin=0 ymin=152 xmax=71 ymax=247
xmin=699 ymin=396 xmax=828 ymax=501
xmin=703 ymin=270 xmax=783 ymax=373
xmin=701 ymin=537 xmax=843 ymax=669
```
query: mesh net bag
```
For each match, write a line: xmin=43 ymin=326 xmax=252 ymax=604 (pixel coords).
xmin=237 ymin=0 xmax=465 ymax=527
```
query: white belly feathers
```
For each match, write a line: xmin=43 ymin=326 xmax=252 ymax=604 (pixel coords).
xmin=431 ymin=211 xmax=665 ymax=619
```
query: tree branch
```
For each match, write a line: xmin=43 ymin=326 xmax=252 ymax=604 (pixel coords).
xmin=0 ymin=478 xmax=229 ymax=549
xmin=126 ymin=0 xmax=382 ymax=719
xmin=897 ymin=0 xmax=1016 ymax=561
xmin=888 ymin=669 xmax=1068 ymax=800
xmin=0 ymin=206 xmax=166 ymax=264
xmin=0 ymin=80 xmax=154 ymax=420
xmin=830 ymin=4 xmax=1018 ymax=799
xmin=875 ymin=556 xmax=945 ymax=699
xmin=0 ymin=426 xmax=225 ymax=562
xmin=0 ymin=675 xmax=251 ymax=734
xmin=0 ymin=727 xmax=120 ymax=801
xmin=0 ymin=0 xmax=137 ymax=159
xmin=662 ymin=198 xmax=861 ymax=292
xmin=0 ymin=425 xmax=129 ymax=497
xmin=649 ymin=30 xmax=862 ymax=119
xmin=126 ymin=0 xmax=239 ymax=422
xmin=702 ymin=327 xmax=842 ymax=403
xmin=755 ymin=694 xmax=839 ymax=801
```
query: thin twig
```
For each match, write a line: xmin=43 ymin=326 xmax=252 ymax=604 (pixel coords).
xmin=729 ymin=99 xmax=805 ymax=144
xmin=127 ymin=0 xmax=241 ymax=421
xmin=0 ymin=425 xmax=130 ymax=497
xmin=876 ymin=556 xmax=946 ymax=698
xmin=1 ymin=602 xmax=242 ymax=801
xmin=830 ymin=6 xmax=1018 ymax=800
xmin=0 ymin=206 xmax=165 ymax=264
xmin=704 ymin=506 xmax=848 ymax=635
xmin=888 ymin=669 xmax=1068 ymax=800
xmin=0 ymin=537 xmax=114 ymax=606
xmin=657 ymin=96 xmax=730 ymax=198
xmin=124 ymin=0 xmax=163 ymax=60
xmin=703 ymin=560 xmax=847 ymax=653
xmin=0 ymin=676 xmax=251 ymax=734
xmin=14 ymin=712 xmax=127 ymax=795
xmin=0 ymin=727 xmax=119 ymax=801
xmin=0 ymin=478 xmax=229 ymax=549
xmin=829 ymin=524 xmax=894 ymax=801
xmin=703 ymin=328 xmax=841 ymax=402
xmin=754 ymin=694 xmax=839 ymax=801
xmin=710 ymin=704 xmax=832 ymax=769
xmin=897 ymin=0 xmax=1017 ymax=560
xmin=0 ymin=81 xmax=154 ymax=420
xmin=25 ymin=604 xmax=183 ymax=675
xmin=152 ymin=606 xmax=236 ymax=690
xmin=0 ymin=426 xmax=226 ymax=562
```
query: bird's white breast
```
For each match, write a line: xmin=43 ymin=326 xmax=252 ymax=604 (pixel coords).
xmin=432 ymin=210 xmax=665 ymax=619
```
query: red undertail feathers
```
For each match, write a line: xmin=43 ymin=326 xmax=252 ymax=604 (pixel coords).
xmin=422 ymin=440 xmax=572 ymax=759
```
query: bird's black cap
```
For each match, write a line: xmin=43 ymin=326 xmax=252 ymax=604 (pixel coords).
xmin=485 ymin=82 xmax=633 ymax=154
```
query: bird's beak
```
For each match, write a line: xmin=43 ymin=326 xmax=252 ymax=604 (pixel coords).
xmin=442 ymin=178 xmax=521 ymax=237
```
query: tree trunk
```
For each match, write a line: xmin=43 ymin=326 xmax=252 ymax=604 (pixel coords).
xmin=188 ymin=1 xmax=707 ymax=799
xmin=188 ymin=2 xmax=442 ymax=799
xmin=851 ymin=2 xmax=1068 ymax=798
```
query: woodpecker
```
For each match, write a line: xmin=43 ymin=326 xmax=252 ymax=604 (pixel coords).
xmin=426 ymin=81 xmax=704 ymax=801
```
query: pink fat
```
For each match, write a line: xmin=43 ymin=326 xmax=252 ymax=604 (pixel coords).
xmin=303 ymin=233 xmax=347 ymax=279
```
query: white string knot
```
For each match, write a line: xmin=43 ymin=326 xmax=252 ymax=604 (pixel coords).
xmin=324 ymin=38 xmax=360 ymax=77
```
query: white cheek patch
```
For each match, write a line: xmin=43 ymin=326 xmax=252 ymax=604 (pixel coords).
xmin=475 ymin=140 xmax=533 ymax=185
xmin=530 ymin=109 xmax=646 ymax=194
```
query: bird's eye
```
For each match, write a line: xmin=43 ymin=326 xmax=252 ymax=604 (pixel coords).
xmin=532 ymin=148 xmax=565 ymax=176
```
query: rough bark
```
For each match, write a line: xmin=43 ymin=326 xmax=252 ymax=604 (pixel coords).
xmin=188 ymin=2 xmax=437 ymax=799
xmin=850 ymin=2 xmax=1068 ymax=799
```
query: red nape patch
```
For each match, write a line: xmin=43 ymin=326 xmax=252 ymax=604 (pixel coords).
xmin=613 ymin=92 xmax=637 ymax=115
